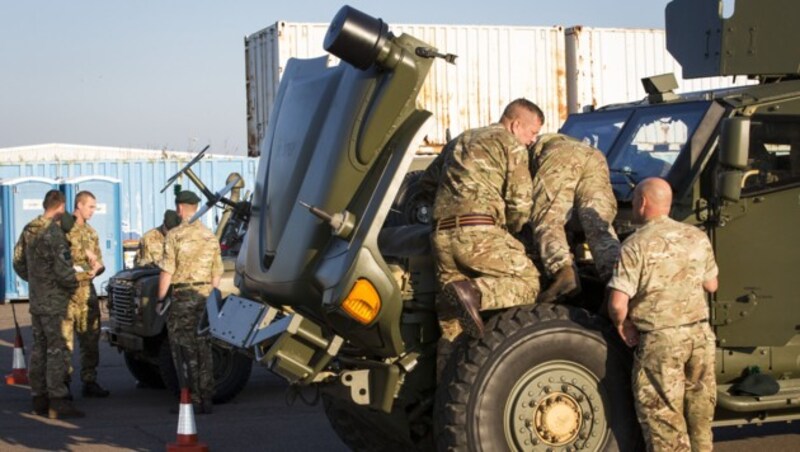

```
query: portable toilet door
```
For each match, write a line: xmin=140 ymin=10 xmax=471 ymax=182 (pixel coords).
xmin=0 ymin=177 xmax=60 ymax=302
xmin=61 ymin=176 xmax=123 ymax=297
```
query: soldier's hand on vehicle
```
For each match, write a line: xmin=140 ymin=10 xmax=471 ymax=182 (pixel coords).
xmin=617 ymin=319 xmax=639 ymax=347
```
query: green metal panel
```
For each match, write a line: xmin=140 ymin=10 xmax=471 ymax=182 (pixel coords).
xmin=666 ymin=0 xmax=800 ymax=78
xmin=713 ymin=185 xmax=800 ymax=346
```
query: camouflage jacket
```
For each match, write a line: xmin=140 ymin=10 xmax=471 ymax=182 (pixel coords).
xmin=13 ymin=215 xmax=51 ymax=282
xmin=67 ymin=222 xmax=104 ymax=283
xmin=608 ymin=216 xmax=718 ymax=332
xmin=432 ymin=124 xmax=533 ymax=233
xmin=529 ymin=133 xmax=596 ymax=174
xmin=136 ymin=227 xmax=166 ymax=267
xmin=28 ymin=221 xmax=78 ymax=315
xmin=161 ymin=220 xmax=223 ymax=295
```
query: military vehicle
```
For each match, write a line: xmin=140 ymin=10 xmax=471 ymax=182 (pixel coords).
xmin=202 ymin=0 xmax=800 ymax=450
xmin=104 ymin=149 xmax=253 ymax=404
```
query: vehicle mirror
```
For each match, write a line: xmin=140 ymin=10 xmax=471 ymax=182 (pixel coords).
xmin=719 ymin=117 xmax=750 ymax=170
xmin=719 ymin=169 xmax=743 ymax=202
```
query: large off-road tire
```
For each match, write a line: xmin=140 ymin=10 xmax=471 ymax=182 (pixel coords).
xmin=123 ymin=352 xmax=165 ymax=388
xmin=435 ymin=303 xmax=642 ymax=451
xmin=158 ymin=339 xmax=253 ymax=404
xmin=322 ymin=393 xmax=435 ymax=452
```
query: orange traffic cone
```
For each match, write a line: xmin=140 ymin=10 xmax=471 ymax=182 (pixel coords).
xmin=5 ymin=328 xmax=29 ymax=385
xmin=167 ymin=387 xmax=209 ymax=452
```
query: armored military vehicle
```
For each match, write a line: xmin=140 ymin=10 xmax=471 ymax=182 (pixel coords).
xmin=203 ymin=0 xmax=800 ymax=450
xmin=104 ymin=149 xmax=253 ymax=403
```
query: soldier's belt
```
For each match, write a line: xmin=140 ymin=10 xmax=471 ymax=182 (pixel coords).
xmin=173 ymin=281 xmax=211 ymax=290
xmin=435 ymin=214 xmax=496 ymax=231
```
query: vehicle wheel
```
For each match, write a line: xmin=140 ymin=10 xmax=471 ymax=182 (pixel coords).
xmin=322 ymin=393 xmax=434 ymax=452
xmin=435 ymin=303 xmax=642 ymax=451
xmin=123 ymin=352 xmax=165 ymax=388
xmin=384 ymin=170 xmax=433 ymax=227
xmin=158 ymin=339 xmax=253 ymax=404
xmin=209 ymin=343 xmax=253 ymax=404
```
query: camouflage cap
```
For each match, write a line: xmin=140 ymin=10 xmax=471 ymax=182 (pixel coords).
xmin=163 ymin=209 xmax=181 ymax=230
xmin=60 ymin=213 xmax=76 ymax=233
xmin=175 ymin=190 xmax=201 ymax=205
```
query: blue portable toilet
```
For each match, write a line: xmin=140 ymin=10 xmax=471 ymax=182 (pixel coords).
xmin=61 ymin=176 xmax=123 ymax=297
xmin=0 ymin=177 xmax=60 ymax=302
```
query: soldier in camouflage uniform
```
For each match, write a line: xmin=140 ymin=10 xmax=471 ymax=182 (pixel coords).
xmin=63 ymin=191 xmax=110 ymax=398
xmin=531 ymin=133 xmax=620 ymax=303
xmin=14 ymin=190 xmax=84 ymax=418
xmin=136 ymin=209 xmax=180 ymax=267
xmin=431 ymin=99 xmax=544 ymax=348
xmin=157 ymin=190 xmax=223 ymax=414
xmin=607 ymin=178 xmax=718 ymax=452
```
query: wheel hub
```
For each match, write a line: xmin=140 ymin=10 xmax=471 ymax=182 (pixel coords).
xmin=504 ymin=361 xmax=607 ymax=451
xmin=533 ymin=393 xmax=581 ymax=445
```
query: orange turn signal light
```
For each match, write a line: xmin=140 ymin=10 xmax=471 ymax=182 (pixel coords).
xmin=341 ymin=279 xmax=381 ymax=325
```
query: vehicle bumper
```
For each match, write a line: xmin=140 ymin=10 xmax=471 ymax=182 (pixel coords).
xmin=205 ymin=289 xmax=343 ymax=385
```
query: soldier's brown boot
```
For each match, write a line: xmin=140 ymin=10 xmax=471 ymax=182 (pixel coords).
xmin=441 ymin=280 xmax=484 ymax=338
xmin=82 ymin=381 xmax=110 ymax=398
xmin=48 ymin=398 xmax=85 ymax=419
xmin=32 ymin=395 xmax=49 ymax=416
xmin=538 ymin=265 xmax=581 ymax=304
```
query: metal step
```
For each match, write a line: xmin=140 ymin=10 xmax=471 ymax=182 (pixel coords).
xmin=717 ymin=378 xmax=800 ymax=412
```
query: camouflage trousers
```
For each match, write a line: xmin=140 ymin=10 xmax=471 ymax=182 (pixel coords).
xmin=432 ymin=225 xmax=539 ymax=343
xmin=531 ymin=143 xmax=620 ymax=279
xmin=633 ymin=322 xmax=716 ymax=452
xmin=62 ymin=284 xmax=101 ymax=383
xmin=30 ymin=314 xmax=70 ymax=399
xmin=166 ymin=292 xmax=214 ymax=404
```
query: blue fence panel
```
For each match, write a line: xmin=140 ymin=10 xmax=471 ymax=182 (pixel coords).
xmin=0 ymin=158 xmax=258 ymax=301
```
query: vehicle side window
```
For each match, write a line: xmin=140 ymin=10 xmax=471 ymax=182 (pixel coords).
xmin=742 ymin=116 xmax=800 ymax=193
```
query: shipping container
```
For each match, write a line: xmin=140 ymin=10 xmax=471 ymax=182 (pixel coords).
xmin=61 ymin=176 xmax=123 ymax=296
xmin=245 ymin=22 xmax=567 ymax=156
xmin=564 ymin=26 xmax=755 ymax=113
xmin=0 ymin=177 xmax=59 ymax=301
xmin=246 ymin=22 xmax=755 ymax=156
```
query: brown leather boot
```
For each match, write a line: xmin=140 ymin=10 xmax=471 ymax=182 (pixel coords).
xmin=441 ymin=280 xmax=484 ymax=338
xmin=32 ymin=395 xmax=49 ymax=416
xmin=538 ymin=265 xmax=581 ymax=304
xmin=48 ymin=398 xmax=85 ymax=419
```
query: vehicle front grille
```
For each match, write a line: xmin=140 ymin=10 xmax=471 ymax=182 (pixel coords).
xmin=108 ymin=279 xmax=136 ymax=327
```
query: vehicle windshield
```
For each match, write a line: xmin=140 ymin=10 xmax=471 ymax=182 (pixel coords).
xmin=561 ymin=101 xmax=711 ymax=200
xmin=560 ymin=109 xmax=633 ymax=155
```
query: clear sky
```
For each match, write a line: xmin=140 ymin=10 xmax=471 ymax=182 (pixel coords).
xmin=0 ymin=1 xmax=678 ymax=155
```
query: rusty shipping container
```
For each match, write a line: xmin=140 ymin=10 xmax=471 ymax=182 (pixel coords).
xmin=245 ymin=22 xmax=752 ymax=157
xmin=564 ymin=26 xmax=755 ymax=113
xmin=245 ymin=22 xmax=567 ymax=156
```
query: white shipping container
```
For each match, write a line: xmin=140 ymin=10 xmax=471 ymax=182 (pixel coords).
xmin=245 ymin=22 xmax=567 ymax=156
xmin=246 ymin=22 xmax=758 ymax=157
xmin=565 ymin=26 xmax=755 ymax=113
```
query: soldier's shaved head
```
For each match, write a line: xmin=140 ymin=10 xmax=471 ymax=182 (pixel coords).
xmin=633 ymin=177 xmax=672 ymax=223
xmin=500 ymin=98 xmax=544 ymax=146
xmin=502 ymin=98 xmax=545 ymax=125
